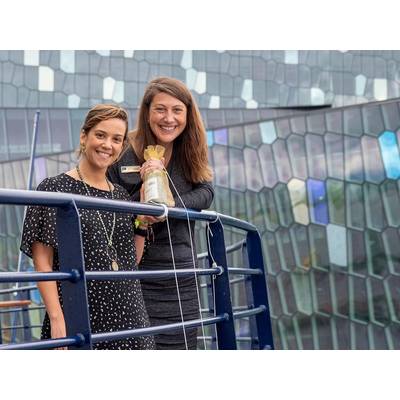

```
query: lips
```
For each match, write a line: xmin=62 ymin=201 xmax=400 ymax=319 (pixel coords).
xmin=96 ymin=150 xmax=112 ymax=160
xmin=159 ymin=125 xmax=177 ymax=132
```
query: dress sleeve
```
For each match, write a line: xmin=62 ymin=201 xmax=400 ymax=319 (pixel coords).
xmin=20 ymin=178 xmax=58 ymax=258
xmin=173 ymin=181 xmax=214 ymax=210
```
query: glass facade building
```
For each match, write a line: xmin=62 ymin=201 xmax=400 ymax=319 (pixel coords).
xmin=1 ymin=50 xmax=400 ymax=349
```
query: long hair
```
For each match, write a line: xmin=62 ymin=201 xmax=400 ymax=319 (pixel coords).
xmin=78 ymin=103 xmax=129 ymax=158
xmin=129 ymin=77 xmax=213 ymax=183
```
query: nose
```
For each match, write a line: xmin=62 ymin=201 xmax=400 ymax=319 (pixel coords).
xmin=163 ymin=109 xmax=175 ymax=123
xmin=102 ymin=137 xmax=113 ymax=149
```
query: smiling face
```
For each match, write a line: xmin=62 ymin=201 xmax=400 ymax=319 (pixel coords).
xmin=80 ymin=118 xmax=126 ymax=170
xmin=148 ymin=92 xmax=187 ymax=148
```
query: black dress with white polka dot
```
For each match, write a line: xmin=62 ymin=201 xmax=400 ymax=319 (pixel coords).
xmin=20 ymin=173 xmax=155 ymax=350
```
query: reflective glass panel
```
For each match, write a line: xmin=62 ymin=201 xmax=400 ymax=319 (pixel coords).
xmin=364 ymin=183 xmax=386 ymax=231
xmin=287 ymin=134 xmax=308 ymax=179
xmin=325 ymin=133 xmax=344 ymax=180
xmin=365 ymin=229 xmax=389 ymax=278
xmin=361 ymin=136 xmax=385 ymax=183
xmin=362 ymin=104 xmax=384 ymax=136
xmin=326 ymin=179 xmax=345 ymax=226
xmin=258 ymin=144 xmax=278 ymax=188
xmin=273 ymin=183 xmax=294 ymax=227
xmin=228 ymin=147 xmax=245 ymax=191
xmin=305 ymin=134 xmax=327 ymax=180
xmin=379 ymin=131 xmax=400 ymax=179
xmin=346 ymin=183 xmax=365 ymax=230
xmin=272 ymin=139 xmax=292 ymax=183
xmin=307 ymin=179 xmax=328 ymax=225
xmin=288 ymin=178 xmax=309 ymax=225
xmin=344 ymin=136 xmax=364 ymax=182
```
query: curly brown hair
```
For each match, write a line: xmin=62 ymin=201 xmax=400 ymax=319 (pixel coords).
xmin=129 ymin=77 xmax=213 ymax=183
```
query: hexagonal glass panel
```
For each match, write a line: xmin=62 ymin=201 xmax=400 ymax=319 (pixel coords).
xmin=229 ymin=147 xmax=246 ymax=191
xmin=326 ymin=179 xmax=345 ymax=226
xmin=381 ymin=181 xmax=400 ymax=227
xmin=361 ymin=136 xmax=385 ymax=183
xmin=306 ymin=134 xmax=327 ymax=180
xmin=344 ymin=136 xmax=364 ymax=182
xmin=259 ymin=120 xmax=277 ymax=144
xmin=288 ymin=178 xmax=309 ymax=225
xmin=258 ymin=144 xmax=278 ymax=188
xmin=364 ymin=183 xmax=386 ymax=231
xmin=273 ymin=183 xmax=294 ymax=227
xmin=345 ymin=183 xmax=365 ymax=230
xmin=307 ymin=179 xmax=328 ymax=225
xmin=325 ymin=133 xmax=344 ymax=180
xmin=272 ymin=139 xmax=292 ymax=183
xmin=379 ymin=131 xmax=400 ymax=179
xmin=327 ymin=224 xmax=347 ymax=267
xmin=365 ymin=229 xmax=389 ymax=278
xmin=287 ymin=134 xmax=308 ymax=179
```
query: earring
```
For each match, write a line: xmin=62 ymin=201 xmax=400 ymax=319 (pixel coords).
xmin=80 ymin=143 xmax=86 ymax=154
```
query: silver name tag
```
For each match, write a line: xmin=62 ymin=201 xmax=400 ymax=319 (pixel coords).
xmin=120 ymin=165 xmax=141 ymax=173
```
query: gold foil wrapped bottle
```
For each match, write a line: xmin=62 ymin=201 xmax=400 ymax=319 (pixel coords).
xmin=143 ymin=145 xmax=175 ymax=207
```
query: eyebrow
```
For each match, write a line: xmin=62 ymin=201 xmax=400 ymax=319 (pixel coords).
xmin=95 ymin=129 xmax=124 ymax=137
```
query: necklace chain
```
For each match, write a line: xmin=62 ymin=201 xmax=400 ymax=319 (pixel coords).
xmin=76 ymin=165 xmax=116 ymax=250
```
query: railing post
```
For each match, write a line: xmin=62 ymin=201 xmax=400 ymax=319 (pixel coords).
xmin=241 ymin=242 xmax=259 ymax=350
xmin=207 ymin=220 xmax=237 ymax=350
xmin=246 ymin=231 xmax=274 ymax=350
xmin=57 ymin=201 xmax=92 ymax=349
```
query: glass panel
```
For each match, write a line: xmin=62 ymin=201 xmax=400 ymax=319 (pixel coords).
xmin=289 ymin=224 xmax=311 ymax=269
xmin=371 ymin=325 xmax=388 ymax=350
xmin=346 ymin=183 xmax=364 ymax=230
xmin=335 ymin=316 xmax=350 ymax=349
xmin=287 ymin=178 xmax=309 ymax=225
xmin=306 ymin=113 xmax=325 ymax=134
xmin=307 ymin=179 xmax=328 ymax=225
xmin=0 ymin=110 xmax=8 ymax=161
xmin=291 ymin=272 xmax=313 ymax=315
xmin=69 ymin=109 xmax=87 ymax=149
xmin=228 ymin=147 xmax=246 ymax=191
xmin=48 ymin=109 xmax=71 ymax=153
xmin=230 ymin=189 xmax=245 ymax=221
xmin=386 ymin=275 xmax=400 ymax=322
xmin=228 ymin=125 xmax=245 ymax=149
xmin=364 ymin=183 xmax=386 ymax=231
xmin=275 ymin=227 xmax=296 ymax=272
xmin=290 ymin=115 xmax=306 ymax=135
xmin=343 ymin=107 xmax=363 ymax=137
xmin=316 ymin=314 xmax=333 ymax=349
xmin=348 ymin=228 xmax=367 ymax=276
xmin=259 ymin=189 xmax=279 ymax=232
xmin=362 ymin=104 xmax=384 ymax=136
xmin=381 ymin=102 xmax=400 ymax=131
xmin=262 ymin=231 xmax=281 ymax=275
xmin=382 ymin=228 xmax=400 ymax=275
xmin=266 ymin=275 xmax=283 ymax=316
xmin=327 ymin=224 xmax=347 ymax=267
xmin=332 ymin=271 xmax=349 ymax=317
xmin=214 ymin=128 xmax=228 ymax=145
xmin=5 ymin=109 xmax=29 ymax=159
xmin=381 ymin=181 xmax=400 ymax=227
xmin=308 ymin=224 xmax=330 ymax=270
xmin=325 ymin=133 xmax=344 ymax=180
xmin=272 ymin=139 xmax=292 ymax=183
xmin=296 ymin=314 xmax=314 ymax=349
xmin=312 ymin=270 xmax=332 ymax=314
xmin=243 ymin=148 xmax=263 ymax=191
xmin=277 ymin=271 xmax=297 ymax=315
xmin=287 ymin=134 xmax=307 ymax=179
xmin=344 ymin=136 xmax=364 ymax=182
xmin=212 ymin=145 xmax=229 ymax=188
xmin=278 ymin=316 xmax=297 ymax=349
xmin=245 ymin=191 xmax=265 ymax=232
xmin=258 ymin=144 xmax=278 ymax=188
xmin=214 ymin=187 xmax=230 ymax=215
xmin=275 ymin=118 xmax=291 ymax=139
xmin=365 ymin=229 xmax=389 ymax=278
xmin=305 ymin=134 xmax=327 ymax=180
xmin=326 ymin=179 xmax=345 ymax=226
xmin=378 ymin=131 xmax=400 ymax=179
xmin=259 ymin=121 xmax=277 ymax=144
xmin=244 ymin=123 xmax=261 ymax=148
xmin=369 ymin=277 xmax=390 ymax=326
xmin=353 ymin=322 xmax=369 ymax=349
xmin=206 ymin=130 xmax=213 ymax=146
xmin=361 ymin=136 xmax=385 ymax=183
xmin=351 ymin=276 xmax=369 ymax=323
xmin=326 ymin=110 xmax=343 ymax=134
xmin=273 ymin=183 xmax=293 ymax=227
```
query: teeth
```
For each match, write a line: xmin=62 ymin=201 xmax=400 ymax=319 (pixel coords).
xmin=160 ymin=126 xmax=175 ymax=131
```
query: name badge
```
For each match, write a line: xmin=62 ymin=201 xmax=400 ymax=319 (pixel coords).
xmin=120 ymin=165 xmax=141 ymax=173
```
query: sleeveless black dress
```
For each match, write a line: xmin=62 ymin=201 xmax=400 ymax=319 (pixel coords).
xmin=20 ymin=173 xmax=155 ymax=350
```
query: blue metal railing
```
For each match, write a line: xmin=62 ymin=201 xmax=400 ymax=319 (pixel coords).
xmin=0 ymin=188 xmax=274 ymax=350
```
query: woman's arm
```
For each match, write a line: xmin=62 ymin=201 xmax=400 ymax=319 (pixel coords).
xmin=173 ymin=181 xmax=214 ymax=210
xmin=32 ymin=242 xmax=66 ymax=349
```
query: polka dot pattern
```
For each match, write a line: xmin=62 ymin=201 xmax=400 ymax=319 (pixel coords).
xmin=21 ymin=173 xmax=155 ymax=350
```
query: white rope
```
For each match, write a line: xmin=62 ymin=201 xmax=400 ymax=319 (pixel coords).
xmin=206 ymin=223 xmax=219 ymax=349
xmin=164 ymin=169 xmax=208 ymax=350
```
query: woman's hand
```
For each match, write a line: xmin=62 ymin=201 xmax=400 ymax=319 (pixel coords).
xmin=138 ymin=184 xmax=165 ymax=224
xmin=50 ymin=314 xmax=67 ymax=350
xmin=139 ymin=157 xmax=165 ymax=180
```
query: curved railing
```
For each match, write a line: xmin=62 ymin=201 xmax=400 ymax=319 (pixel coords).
xmin=0 ymin=188 xmax=274 ymax=350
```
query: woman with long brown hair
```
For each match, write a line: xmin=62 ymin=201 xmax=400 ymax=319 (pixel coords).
xmin=107 ymin=77 xmax=214 ymax=349
xmin=21 ymin=104 xmax=155 ymax=349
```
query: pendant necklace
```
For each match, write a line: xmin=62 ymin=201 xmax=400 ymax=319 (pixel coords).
xmin=76 ymin=165 xmax=119 ymax=271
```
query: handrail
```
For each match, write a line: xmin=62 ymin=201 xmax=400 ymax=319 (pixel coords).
xmin=0 ymin=188 xmax=273 ymax=350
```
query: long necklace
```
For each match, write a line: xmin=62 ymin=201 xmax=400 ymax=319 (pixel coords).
xmin=76 ymin=165 xmax=119 ymax=271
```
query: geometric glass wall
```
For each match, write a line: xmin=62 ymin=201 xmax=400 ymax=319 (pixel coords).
xmin=207 ymin=98 xmax=400 ymax=349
